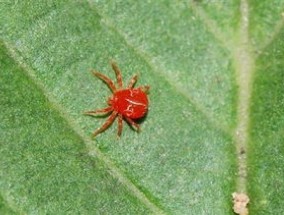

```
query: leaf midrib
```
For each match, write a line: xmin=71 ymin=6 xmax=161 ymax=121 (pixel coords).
xmin=234 ymin=0 xmax=253 ymax=195
xmin=189 ymin=0 xmax=254 ymax=199
xmin=190 ymin=0 xmax=254 ymax=204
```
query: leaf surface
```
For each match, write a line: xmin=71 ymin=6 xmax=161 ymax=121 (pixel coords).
xmin=0 ymin=1 xmax=283 ymax=214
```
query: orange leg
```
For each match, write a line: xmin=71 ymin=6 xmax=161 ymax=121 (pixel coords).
xmin=125 ymin=117 xmax=140 ymax=132
xmin=139 ymin=85 xmax=150 ymax=93
xmin=111 ymin=61 xmax=123 ymax=89
xmin=93 ymin=111 xmax=117 ymax=136
xmin=84 ymin=106 xmax=113 ymax=116
xmin=117 ymin=114 xmax=123 ymax=137
xmin=92 ymin=70 xmax=116 ymax=92
xmin=128 ymin=74 xmax=138 ymax=88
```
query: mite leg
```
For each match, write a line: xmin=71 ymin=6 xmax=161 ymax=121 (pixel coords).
xmin=127 ymin=74 xmax=138 ymax=88
xmin=92 ymin=111 xmax=117 ymax=136
xmin=111 ymin=61 xmax=123 ymax=89
xmin=125 ymin=117 xmax=140 ymax=132
xmin=84 ymin=106 xmax=113 ymax=116
xmin=117 ymin=114 xmax=123 ymax=137
xmin=92 ymin=70 xmax=116 ymax=92
xmin=139 ymin=85 xmax=150 ymax=93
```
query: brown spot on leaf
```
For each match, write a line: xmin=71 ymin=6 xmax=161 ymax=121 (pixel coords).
xmin=232 ymin=192 xmax=249 ymax=215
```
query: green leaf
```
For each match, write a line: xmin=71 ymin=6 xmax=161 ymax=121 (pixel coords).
xmin=0 ymin=1 xmax=283 ymax=214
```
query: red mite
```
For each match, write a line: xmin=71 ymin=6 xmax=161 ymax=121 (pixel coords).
xmin=85 ymin=62 xmax=150 ymax=137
